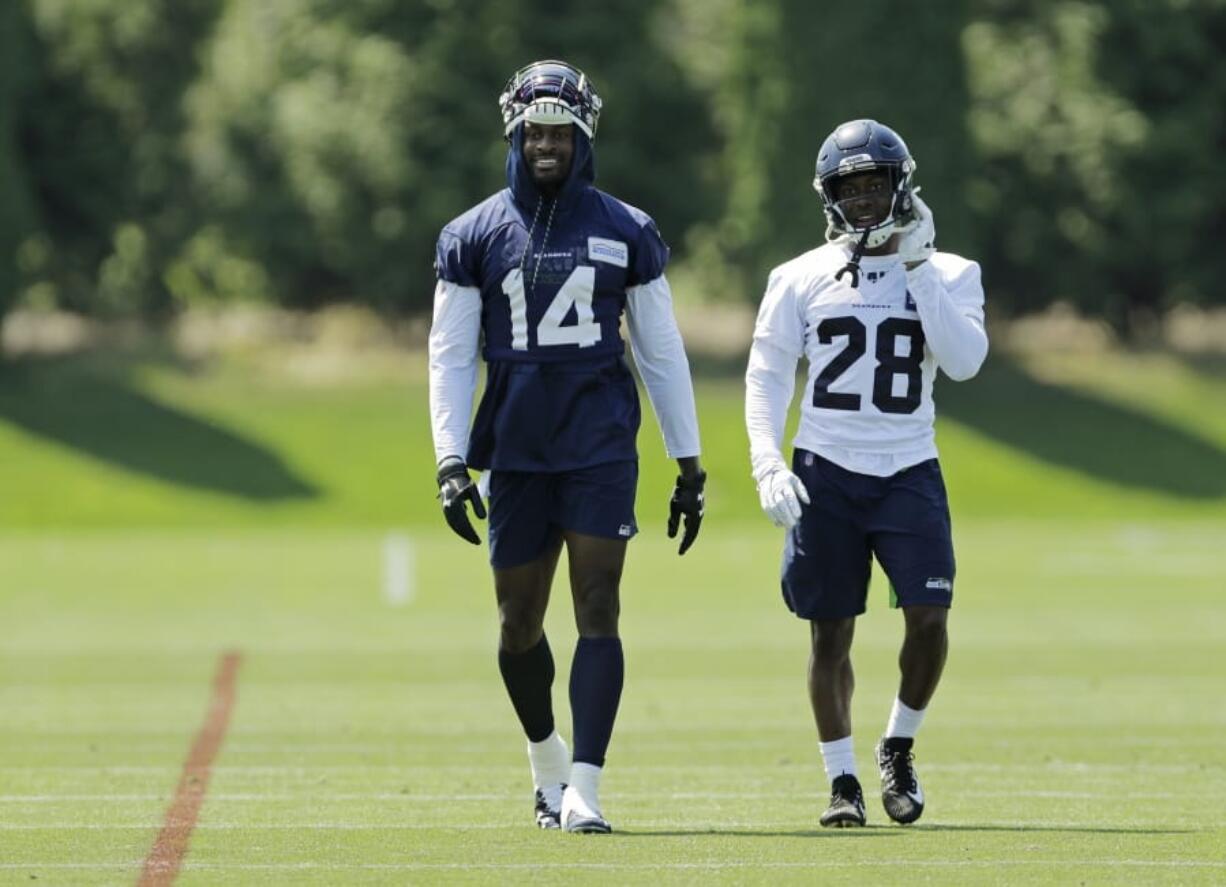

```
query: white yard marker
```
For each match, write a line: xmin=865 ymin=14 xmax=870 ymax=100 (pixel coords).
xmin=383 ymin=533 xmax=414 ymax=605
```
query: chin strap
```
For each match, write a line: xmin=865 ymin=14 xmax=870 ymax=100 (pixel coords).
xmin=835 ymin=228 xmax=873 ymax=288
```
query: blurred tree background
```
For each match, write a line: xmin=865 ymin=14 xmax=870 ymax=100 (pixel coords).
xmin=3 ymin=0 xmax=1224 ymax=334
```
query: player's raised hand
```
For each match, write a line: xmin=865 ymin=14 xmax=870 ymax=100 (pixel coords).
xmin=757 ymin=467 xmax=810 ymax=530
xmin=667 ymin=469 xmax=706 ymax=556
xmin=436 ymin=456 xmax=486 ymax=545
xmin=897 ymin=194 xmax=935 ymax=269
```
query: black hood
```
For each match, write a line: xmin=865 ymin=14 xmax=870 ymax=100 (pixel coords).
xmin=505 ymin=124 xmax=595 ymax=212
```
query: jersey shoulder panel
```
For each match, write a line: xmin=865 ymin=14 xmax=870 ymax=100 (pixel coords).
xmin=754 ymin=246 xmax=842 ymax=351
xmin=768 ymin=243 xmax=848 ymax=296
xmin=435 ymin=190 xmax=518 ymax=286
xmin=929 ymin=251 xmax=982 ymax=290
xmin=588 ymin=189 xmax=669 ymax=285
xmin=589 ymin=189 xmax=657 ymax=236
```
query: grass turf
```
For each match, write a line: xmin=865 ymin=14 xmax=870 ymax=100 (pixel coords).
xmin=1 ymin=525 xmax=1223 ymax=884
xmin=1 ymin=343 xmax=1225 ymax=883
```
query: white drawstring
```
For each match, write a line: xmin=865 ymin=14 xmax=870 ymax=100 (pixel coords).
xmin=530 ymin=198 xmax=559 ymax=297
xmin=518 ymin=199 xmax=545 ymax=280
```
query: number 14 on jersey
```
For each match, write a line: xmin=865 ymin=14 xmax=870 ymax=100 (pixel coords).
xmin=502 ymin=267 xmax=603 ymax=350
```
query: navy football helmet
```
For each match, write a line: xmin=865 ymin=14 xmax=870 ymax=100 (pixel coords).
xmin=813 ymin=119 xmax=916 ymax=249
xmin=499 ymin=60 xmax=602 ymax=140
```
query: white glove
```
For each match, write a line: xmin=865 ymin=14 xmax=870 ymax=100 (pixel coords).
xmin=897 ymin=194 xmax=935 ymax=268
xmin=757 ymin=467 xmax=811 ymax=529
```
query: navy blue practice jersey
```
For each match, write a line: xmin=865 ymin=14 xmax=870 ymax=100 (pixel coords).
xmin=434 ymin=127 xmax=669 ymax=472
xmin=435 ymin=191 xmax=668 ymax=361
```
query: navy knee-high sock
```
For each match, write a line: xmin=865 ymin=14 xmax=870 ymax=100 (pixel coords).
xmin=569 ymin=636 xmax=624 ymax=767
xmin=498 ymin=635 xmax=556 ymax=743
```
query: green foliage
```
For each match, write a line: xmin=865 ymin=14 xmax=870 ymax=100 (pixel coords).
xmin=1097 ymin=0 xmax=1226 ymax=320
xmin=177 ymin=0 xmax=715 ymax=310
xmin=0 ymin=5 xmax=38 ymax=318
xmin=687 ymin=2 xmax=971 ymax=301
xmin=964 ymin=2 xmax=1148 ymax=323
xmin=963 ymin=0 xmax=1226 ymax=330
xmin=182 ymin=0 xmax=424 ymax=308
xmin=3 ymin=0 xmax=702 ymax=314
xmin=2 ymin=2 xmax=1226 ymax=326
xmin=17 ymin=0 xmax=222 ymax=316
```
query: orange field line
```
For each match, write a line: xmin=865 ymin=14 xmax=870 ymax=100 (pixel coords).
xmin=137 ymin=651 xmax=243 ymax=887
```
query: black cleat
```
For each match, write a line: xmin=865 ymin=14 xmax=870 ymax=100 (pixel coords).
xmin=876 ymin=736 xmax=925 ymax=824
xmin=820 ymin=774 xmax=867 ymax=828
xmin=534 ymin=784 xmax=564 ymax=829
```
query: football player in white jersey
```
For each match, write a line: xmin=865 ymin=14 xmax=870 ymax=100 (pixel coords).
xmin=744 ymin=119 xmax=988 ymax=827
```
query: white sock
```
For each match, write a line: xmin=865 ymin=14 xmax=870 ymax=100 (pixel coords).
xmin=885 ymin=698 xmax=925 ymax=739
xmin=527 ymin=731 xmax=570 ymax=789
xmin=566 ymin=762 xmax=602 ymax=813
xmin=819 ymin=736 xmax=857 ymax=782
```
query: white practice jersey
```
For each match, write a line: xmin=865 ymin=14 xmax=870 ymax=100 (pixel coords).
xmin=746 ymin=243 xmax=987 ymax=478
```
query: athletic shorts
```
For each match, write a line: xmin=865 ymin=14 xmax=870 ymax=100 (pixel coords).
xmin=486 ymin=460 xmax=638 ymax=569
xmin=780 ymin=449 xmax=955 ymax=620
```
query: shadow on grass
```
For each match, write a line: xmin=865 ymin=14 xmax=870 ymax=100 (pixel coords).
xmin=0 ymin=357 xmax=317 ymax=501
xmin=1172 ymin=351 xmax=1226 ymax=380
xmin=914 ymin=823 xmax=1197 ymax=834
xmin=620 ymin=824 xmax=1194 ymax=837
xmin=617 ymin=828 xmax=898 ymax=839
xmin=691 ymin=347 xmax=1226 ymax=499
xmin=938 ymin=354 xmax=1226 ymax=499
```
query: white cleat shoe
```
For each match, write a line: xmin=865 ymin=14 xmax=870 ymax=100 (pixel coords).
xmin=561 ymin=785 xmax=612 ymax=834
xmin=527 ymin=731 xmax=570 ymax=829
xmin=534 ymin=783 xmax=564 ymax=829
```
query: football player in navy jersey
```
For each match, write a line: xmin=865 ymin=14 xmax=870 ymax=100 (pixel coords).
xmin=428 ymin=60 xmax=705 ymax=834
xmin=745 ymin=120 xmax=988 ymax=828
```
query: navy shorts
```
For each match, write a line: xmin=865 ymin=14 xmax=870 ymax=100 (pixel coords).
xmin=781 ymin=449 xmax=955 ymax=620
xmin=487 ymin=460 xmax=638 ymax=569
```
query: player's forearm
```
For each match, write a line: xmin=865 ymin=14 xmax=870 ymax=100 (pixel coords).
xmin=643 ymin=376 xmax=701 ymax=458
xmin=908 ymin=266 xmax=988 ymax=381
xmin=923 ymin=305 xmax=988 ymax=382
xmin=744 ymin=341 xmax=796 ymax=479
xmin=626 ymin=278 xmax=702 ymax=458
xmin=428 ymin=280 xmax=482 ymax=463
xmin=427 ymin=336 xmax=478 ymax=462
xmin=428 ymin=365 xmax=477 ymax=464
xmin=628 ymin=336 xmax=701 ymax=458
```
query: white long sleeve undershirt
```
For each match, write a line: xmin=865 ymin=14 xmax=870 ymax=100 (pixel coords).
xmin=906 ymin=261 xmax=988 ymax=382
xmin=427 ymin=279 xmax=481 ymax=464
xmin=744 ymin=338 xmax=798 ymax=481
xmin=428 ymin=275 xmax=702 ymax=466
xmin=625 ymin=275 xmax=702 ymax=459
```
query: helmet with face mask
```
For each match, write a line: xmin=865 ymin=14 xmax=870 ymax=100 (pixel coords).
xmin=499 ymin=60 xmax=602 ymax=140
xmin=814 ymin=119 xmax=916 ymax=250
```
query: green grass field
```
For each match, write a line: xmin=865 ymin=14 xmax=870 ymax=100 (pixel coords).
xmin=1 ymin=341 xmax=1225 ymax=883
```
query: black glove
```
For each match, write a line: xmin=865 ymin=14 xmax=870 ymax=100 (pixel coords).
xmin=436 ymin=457 xmax=486 ymax=545
xmin=667 ymin=470 xmax=706 ymax=556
